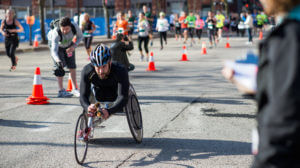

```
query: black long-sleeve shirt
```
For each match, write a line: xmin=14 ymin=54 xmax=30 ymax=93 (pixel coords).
xmin=110 ymin=41 xmax=133 ymax=68
xmin=79 ymin=62 xmax=129 ymax=115
xmin=253 ymin=18 xmax=300 ymax=168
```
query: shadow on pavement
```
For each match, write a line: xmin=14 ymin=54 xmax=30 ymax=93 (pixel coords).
xmin=0 ymin=137 xmax=251 ymax=167
xmin=0 ymin=119 xmax=69 ymax=128
xmin=86 ymin=137 xmax=251 ymax=167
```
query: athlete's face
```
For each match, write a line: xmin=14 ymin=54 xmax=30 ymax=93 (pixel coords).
xmin=95 ymin=62 xmax=111 ymax=79
xmin=60 ymin=26 xmax=71 ymax=35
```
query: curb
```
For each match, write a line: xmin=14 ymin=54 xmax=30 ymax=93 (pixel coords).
xmin=0 ymin=38 xmax=116 ymax=56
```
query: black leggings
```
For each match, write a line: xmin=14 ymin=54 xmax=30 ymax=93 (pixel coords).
xmin=196 ymin=29 xmax=203 ymax=39
xmin=5 ymin=36 xmax=19 ymax=66
xmin=159 ymin=31 xmax=167 ymax=47
xmin=188 ymin=28 xmax=194 ymax=38
xmin=208 ymin=29 xmax=215 ymax=43
xmin=84 ymin=36 xmax=93 ymax=49
xmin=138 ymin=36 xmax=149 ymax=53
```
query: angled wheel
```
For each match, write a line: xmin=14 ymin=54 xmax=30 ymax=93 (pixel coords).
xmin=74 ymin=113 xmax=88 ymax=165
xmin=126 ymin=94 xmax=143 ymax=143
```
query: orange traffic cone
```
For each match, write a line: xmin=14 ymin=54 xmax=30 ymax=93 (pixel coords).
xmin=146 ymin=52 xmax=156 ymax=71
xmin=66 ymin=73 xmax=78 ymax=92
xmin=225 ymin=37 xmax=231 ymax=48
xmin=180 ymin=45 xmax=189 ymax=61
xmin=259 ymin=31 xmax=263 ymax=40
xmin=26 ymin=67 xmax=49 ymax=105
xmin=201 ymin=42 xmax=207 ymax=55
xmin=33 ymin=35 xmax=39 ymax=47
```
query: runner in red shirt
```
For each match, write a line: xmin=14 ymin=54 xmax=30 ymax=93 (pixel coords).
xmin=179 ymin=12 xmax=188 ymax=43
xmin=115 ymin=12 xmax=129 ymax=36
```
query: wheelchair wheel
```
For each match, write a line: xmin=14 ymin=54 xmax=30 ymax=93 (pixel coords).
xmin=126 ymin=94 xmax=143 ymax=143
xmin=74 ymin=113 xmax=88 ymax=165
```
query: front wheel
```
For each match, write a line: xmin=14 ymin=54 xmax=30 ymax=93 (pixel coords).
xmin=74 ymin=113 xmax=88 ymax=165
xmin=126 ymin=94 xmax=143 ymax=143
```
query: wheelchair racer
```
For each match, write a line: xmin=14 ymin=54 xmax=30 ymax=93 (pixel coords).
xmin=79 ymin=44 xmax=129 ymax=120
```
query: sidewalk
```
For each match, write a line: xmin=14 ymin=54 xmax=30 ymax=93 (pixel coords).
xmin=0 ymin=35 xmax=117 ymax=56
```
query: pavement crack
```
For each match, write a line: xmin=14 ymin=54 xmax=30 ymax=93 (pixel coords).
xmin=115 ymin=153 xmax=135 ymax=168
xmin=152 ymin=96 xmax=201 ymax=138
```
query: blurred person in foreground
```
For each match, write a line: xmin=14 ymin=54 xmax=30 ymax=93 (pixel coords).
xmin=252 ymin=0 xmax=300 ymax=167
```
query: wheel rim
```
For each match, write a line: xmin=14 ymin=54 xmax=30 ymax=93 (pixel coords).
xmin=131 ymin=96 xmax=142 ymax=129
xmin=74 ymin=114 xmax=88 ymax=164
xmin=127 ymin=95 xmax=143 ymax=142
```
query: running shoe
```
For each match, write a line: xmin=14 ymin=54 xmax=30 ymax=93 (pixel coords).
xmin=72 ymin=89 xmax=80 ymax=97
xmin=58 ymin=89 xmax=73 ymax=98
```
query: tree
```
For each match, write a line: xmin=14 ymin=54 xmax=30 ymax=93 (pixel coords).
xmin=39 ymin=0 xmax=47 ymax=44
xmin=102 ymin=0 xmax=111 ymax=38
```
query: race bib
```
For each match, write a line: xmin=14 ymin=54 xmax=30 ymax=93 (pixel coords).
xmin=175 ymin=22 xmax=180 ymax=27
xmin=188 ymin=21 xmax=194 ymax=27
xmin=128 ymin=22 xmax=133 ymax=28
xmin=208 ymin=23 xmax=213 ymax=29
xmin=83 ymin=30 xmax=91 ymax=37
xmin=118 ymin=27 xmax=124 ymax=33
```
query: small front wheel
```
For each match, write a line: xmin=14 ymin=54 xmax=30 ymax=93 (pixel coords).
xmin=74 ymin=113 xmax=88 ymax=165
xmin=126 ymin=94 xmax=143 ymax=143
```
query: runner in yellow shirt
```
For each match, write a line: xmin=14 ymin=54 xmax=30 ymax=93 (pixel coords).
xmin=215 ymin=11 xmax=225 ymax=41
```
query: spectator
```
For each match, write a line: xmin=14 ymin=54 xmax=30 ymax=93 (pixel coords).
xmin=110 ymin=34 xmax=134 ymax=71
xmin=252 ymin=0 xmax=300 ymax=167
xmin=244 ymin=11 xmax=254 ymax=44
xmin=49 ymin=17 xmax=83 ymax=97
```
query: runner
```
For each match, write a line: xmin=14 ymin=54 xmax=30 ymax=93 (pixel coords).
xmin=215 ymin=11 xmax=225 ymax=41
xmin=156 ymin=12 xmax=169 ymax=50
xmin=174 ymin=13 xmax=182 ymax=41
xmin=179 ymin=11 xmax=188 ymax=44
xmin=186 ymin=12 xmax=196 ymax=46
xmin=143 ymin=5 xmax=154 ymax=46
xmin=206 ymin=11 xmax=217 ymax=48
xmin=127 ymin=10 xmax=136 ymax=39
xmin=0 ymin=9 xmax=24 ymax=71
xmin=195 ymin=14 xmax=205 ymax=43
xmin=81 ymin=13 xmax=96 ymax=56
xmin=137 ymin=12 xmax=150 ymax=61
xmin=115 ymin=12 xmax=129 ymax=36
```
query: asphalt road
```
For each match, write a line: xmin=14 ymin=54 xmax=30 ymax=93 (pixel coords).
xmin=0 ymin=36 xmax=257 ymax=168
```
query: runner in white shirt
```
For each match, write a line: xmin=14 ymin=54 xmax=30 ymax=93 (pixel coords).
xmin=156 ymin=12 xmax=169 ymax=50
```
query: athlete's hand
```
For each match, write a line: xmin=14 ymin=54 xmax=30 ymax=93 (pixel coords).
xmin=88 ymin=104 xmax=97 ymax=113
xmin=66 ymin=46 xmax=75 ymax=54
xmin=101 ymin=108 xmax=110 ymax=120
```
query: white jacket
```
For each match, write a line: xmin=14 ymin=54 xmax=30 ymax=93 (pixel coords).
xmin=244 ymin=15 xmax=253 ymax=29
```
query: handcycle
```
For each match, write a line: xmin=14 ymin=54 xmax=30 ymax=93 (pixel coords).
xmin=74 ymin=84 xmax=143 ymax=165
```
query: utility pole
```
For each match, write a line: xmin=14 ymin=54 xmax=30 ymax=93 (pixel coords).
xmin=102 ymin=0 xmax=111 ymax=38
xmin=39 ymin=0 xmax=47 ymax=44
xmin=77 ymin=0 xmax=80 ymax=24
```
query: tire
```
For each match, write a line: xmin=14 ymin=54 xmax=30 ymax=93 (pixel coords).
xmin=74 ymin=113 xmax=88 ymax=165
xmin=126 ymin=94 xmax=143 ymax=143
